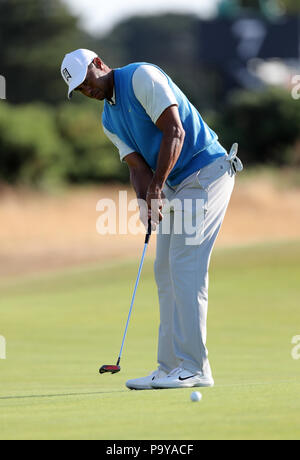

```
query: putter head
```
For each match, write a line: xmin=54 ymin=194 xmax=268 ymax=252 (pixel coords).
xmin=99 ymin=364 xmax=121 ymax=374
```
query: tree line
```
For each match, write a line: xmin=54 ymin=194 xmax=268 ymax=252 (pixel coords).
xmin=0 ymin=0 xmax=299 ymax=187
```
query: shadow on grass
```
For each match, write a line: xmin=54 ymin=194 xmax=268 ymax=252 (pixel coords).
xmin=0 ymin=390 xmax=128 ymax=400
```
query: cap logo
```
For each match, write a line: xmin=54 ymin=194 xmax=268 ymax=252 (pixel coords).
xmin=62 ymin=68 xmax=72 ymax=82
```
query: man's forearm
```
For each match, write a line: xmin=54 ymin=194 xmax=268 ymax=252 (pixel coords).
xmin=130 ymin=162 xmax=154 ymax=201
xmin=151 ymin=127 xmax=185 ymax=190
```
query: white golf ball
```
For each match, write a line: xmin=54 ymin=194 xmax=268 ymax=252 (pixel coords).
xmin=190 ymin=391 xmax=202 ymax=402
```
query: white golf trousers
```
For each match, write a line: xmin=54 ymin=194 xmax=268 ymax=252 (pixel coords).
xmin=154 ymin=154 xmax=236 ymax=376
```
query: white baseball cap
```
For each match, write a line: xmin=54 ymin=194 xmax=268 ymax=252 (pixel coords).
xmin=61 ymin=49 xmax=98 ymax=99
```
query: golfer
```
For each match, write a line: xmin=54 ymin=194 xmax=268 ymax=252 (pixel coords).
xmin=61 ymin=49 xmax=242 ymax=390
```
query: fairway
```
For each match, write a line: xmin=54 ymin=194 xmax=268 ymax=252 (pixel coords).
xmin=0 ymin=240 xmax=300 ymax=440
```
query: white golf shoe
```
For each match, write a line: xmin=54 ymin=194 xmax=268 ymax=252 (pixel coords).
xmin=126 ymin=368 xmax=168 ymax=390
xmin=151 ymin=367 xmax=214 ymax=389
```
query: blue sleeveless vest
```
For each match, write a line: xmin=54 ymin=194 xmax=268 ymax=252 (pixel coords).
xmin=102 ymin=63 xmax=226 ymax=186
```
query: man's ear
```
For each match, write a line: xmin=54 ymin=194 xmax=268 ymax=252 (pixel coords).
xmin=93 ymin=57 xmax=103 ymax=69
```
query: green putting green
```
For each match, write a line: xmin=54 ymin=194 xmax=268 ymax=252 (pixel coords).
xmin=0 ymin=240 xmax=300 ymax=440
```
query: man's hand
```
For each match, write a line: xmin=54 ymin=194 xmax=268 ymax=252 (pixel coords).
xmin=124 ymin=152 xmax=162 ymax=230
xmin=146 ymin=180 xmax=164 ymax=230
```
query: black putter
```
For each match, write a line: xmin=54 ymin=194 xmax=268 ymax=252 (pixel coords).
xmin=99 ymin=219 xmax=152 ymax=375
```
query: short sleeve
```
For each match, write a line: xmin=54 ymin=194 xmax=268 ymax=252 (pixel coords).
xmin=132 ymin=65 xmax=178 ymax=124
xmin=103 ymin=125 xmax=134 ymax=162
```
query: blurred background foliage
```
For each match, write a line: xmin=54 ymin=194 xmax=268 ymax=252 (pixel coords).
xmin=0 ymin=0 xmax=299 ymax=186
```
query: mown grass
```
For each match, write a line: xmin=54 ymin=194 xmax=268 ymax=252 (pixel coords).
xmin=0 ymin=240 xmax=299 ymax=439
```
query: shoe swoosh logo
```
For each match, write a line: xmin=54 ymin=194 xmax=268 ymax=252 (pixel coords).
xmin=178 ymin=375 xmax=196 ymax=381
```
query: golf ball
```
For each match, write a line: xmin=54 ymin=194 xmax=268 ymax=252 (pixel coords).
xmin=190 ymin=391 xmax=202 ymax=402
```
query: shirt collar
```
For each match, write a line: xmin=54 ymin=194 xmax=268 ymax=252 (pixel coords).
xmin=107 ymin=87 xmax=116 ymax=105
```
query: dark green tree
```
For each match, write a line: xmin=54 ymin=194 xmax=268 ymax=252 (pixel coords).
xmin=281 ymin=0 xmax=300 ymax=12
xmin=219 ymin=0 xmax=299 ymax=16
xmin=0 ymin=0 xmax=95 ymax=104
xmin=98 ymin=14 xmax=217 ymax=110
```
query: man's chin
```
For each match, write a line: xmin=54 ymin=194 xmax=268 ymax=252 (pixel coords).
xmin=94 ymin=94 xmax=104 ymax=101
xmin=88 ymin=95 xmax=102 ymax=101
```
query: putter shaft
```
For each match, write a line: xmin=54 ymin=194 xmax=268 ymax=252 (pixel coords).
xmin=100 ymin=220 xmax=152 ymax=375
xmin=117 ymin=234 xmax=150 ymax=363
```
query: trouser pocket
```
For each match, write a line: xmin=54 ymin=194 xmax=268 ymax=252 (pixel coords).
xmin=195 ymin=157 xmax=228 ymax=191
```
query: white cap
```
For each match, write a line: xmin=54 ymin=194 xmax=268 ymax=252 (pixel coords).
xmin=61 ymin=49 xmax=98 ymax=99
